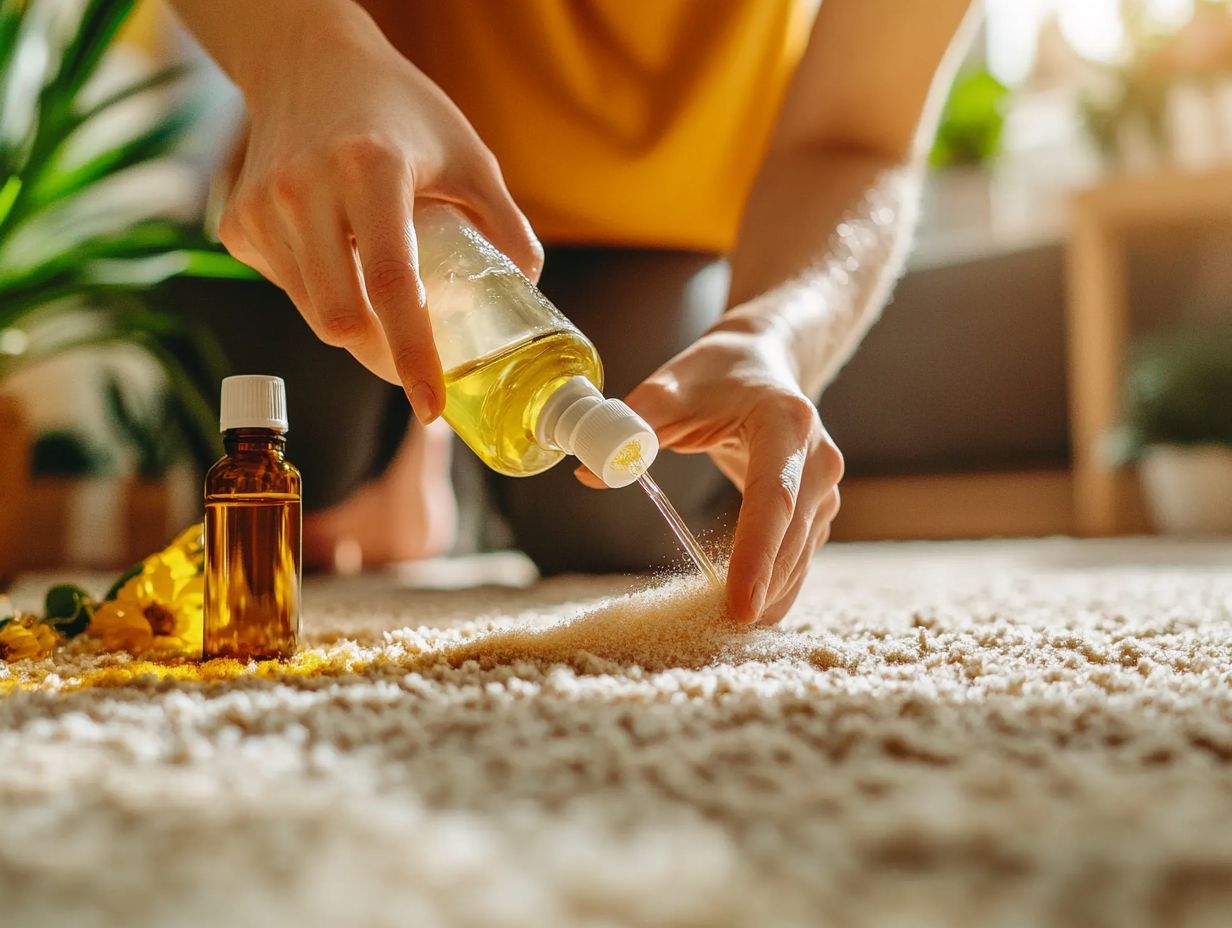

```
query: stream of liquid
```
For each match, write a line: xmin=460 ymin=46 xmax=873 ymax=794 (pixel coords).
xmin=638 ymin=473 xmax=723 ymax=589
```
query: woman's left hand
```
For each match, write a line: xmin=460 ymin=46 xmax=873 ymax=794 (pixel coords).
xmin=575 ymin=326 xmax=844 ymax=624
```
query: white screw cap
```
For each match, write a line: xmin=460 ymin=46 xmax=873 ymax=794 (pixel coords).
xmin=536 ymin=376 xmax=659 ymax=488
xmin=219 ymin=375 xmax=288 ymax=432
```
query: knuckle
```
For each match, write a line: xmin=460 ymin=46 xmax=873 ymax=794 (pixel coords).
xmin=817 ymin=440 xmax=845 ymax=485
xmin=216 ymin=209 xmax=246 ymax=251
xmin=317 ymin=309 xmax=368 ymax=348
xmin=636 ymin=378 xmax=675 ymax=409
xmin=779 ymin=392 xmax=820 ymax=434
xmin=749 ymin=473 xmax=798 ymax=521
xmin=269 ymin=166 xmax=308 ymax=210
xmin=331 ymin=135 xmax=397 ymax=174
xmin=364 ymin=256 xmax=415 ymax=303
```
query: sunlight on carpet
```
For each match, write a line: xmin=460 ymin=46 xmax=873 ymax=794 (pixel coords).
xmin=2 ymin=539 xmax=1232 ymax=928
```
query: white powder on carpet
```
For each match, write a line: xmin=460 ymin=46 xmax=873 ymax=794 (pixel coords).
xmin=444 ymin=572 xmax=818 ymax=671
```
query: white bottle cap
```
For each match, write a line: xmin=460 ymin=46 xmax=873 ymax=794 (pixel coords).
xmin=535 ymin=376 xmax=659 ymax=488
xmin=219 ymin=375 xmax=288 ymax=432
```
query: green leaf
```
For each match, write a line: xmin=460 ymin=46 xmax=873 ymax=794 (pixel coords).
xmin=0 ymin=1 xmax=31 ymax=173
xmin=44 ymin=0 xmax=137 ymax=105
xmin=0 ymin=220 xmax=238 ymax=298
xmin=103 ymin=561 xmax=144 ymax=602
xmin=0 ymin=173 xmax=20 ymax=227
xmin=31 ymin=428 xmax=111 ymax=477
xmin=178 ymin=249 xmax=261 ymax=280
xmin=930 ymin=68 xmax=1009 ymax=169
xmin=1115 ymin=324 xmax=1232 ymax=458
xmin=103 ymin=368 xmax=179 ymax=479
xmin=44 ymin=583 xmax=93 ymax=638
xmin=68 ymin=63 xmax=190 ymax=135
xmin=0 ymin=3 xmax=27 ymax=79
xmin=25 ymin=101 xmax=196 ymax=213
xmin=140 ymin=335 xmax=225 ymax=466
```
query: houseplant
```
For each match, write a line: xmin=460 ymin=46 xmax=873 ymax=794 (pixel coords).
xmin=924 ymin=67 xmax=1010 ymax=232
xmin=0 ymin=0 xmax=255 ymax=575
xmin=104 ymin=370 xmax=187 ymax=560
xmin=24 ymin=426 xmax=112 ymax=569
xmin=1110 ymin=325 xmax=1232 ymax=534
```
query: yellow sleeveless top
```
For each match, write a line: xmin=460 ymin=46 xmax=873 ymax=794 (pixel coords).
xmin=363 ymin=0 xmax=813 ymax=252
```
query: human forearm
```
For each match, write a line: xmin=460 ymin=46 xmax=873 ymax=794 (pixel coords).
xmin=168 ymin=0 xmax=380 ymax=103
xmin=721 ymin=148 xmax=920 ymax=401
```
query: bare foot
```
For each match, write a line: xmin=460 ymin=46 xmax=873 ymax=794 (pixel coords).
xmin=302 ymin=419 xmax=457 ymax=573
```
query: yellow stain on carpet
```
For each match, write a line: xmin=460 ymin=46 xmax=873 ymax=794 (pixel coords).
xmin=0 ymin=572 xmax=838 ymax=695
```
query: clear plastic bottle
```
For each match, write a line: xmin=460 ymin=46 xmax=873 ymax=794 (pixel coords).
xmin=416 ymin=203 xmax=658 ymax=488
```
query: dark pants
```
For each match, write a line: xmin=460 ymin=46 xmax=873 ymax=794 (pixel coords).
xmin=191 ymin=247 xmax=739 ymax=575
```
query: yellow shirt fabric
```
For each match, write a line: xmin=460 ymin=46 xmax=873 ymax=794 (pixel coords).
xmin=364 ymin=0 xmax=813 ymax=253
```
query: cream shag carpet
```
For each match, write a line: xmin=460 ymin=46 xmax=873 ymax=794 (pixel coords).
xmin=3 ymin=539 xmax=1232 ymax=928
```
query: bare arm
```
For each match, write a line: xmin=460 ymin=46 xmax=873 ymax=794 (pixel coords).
xmin=724 ymin=0 xmax=978 ymax=397
xmin=621 ymin=0 xmax=977 ymax=623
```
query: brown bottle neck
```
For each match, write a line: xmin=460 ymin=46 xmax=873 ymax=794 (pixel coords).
xmin=223 ymin=428 xmax=287 ymax=457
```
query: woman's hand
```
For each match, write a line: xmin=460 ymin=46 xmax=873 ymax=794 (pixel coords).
xmin=578 ymin=326 xmax=843 ymax=624
xmin=215 ymin=8 xmax=541 ymax=424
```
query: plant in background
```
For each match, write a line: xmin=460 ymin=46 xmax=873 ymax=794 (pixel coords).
xmin=30 ymin=426 xmax=110 ymax=476
xmin=103 ymin=369 xmax=181 ymax=480
xmin=929 ymin=68 xmax=1010 ymax=169
xmin=0 ymin=0 xmax=254 ymax=469
xmin=1107 ymin=325 xmax=1232 ymax=464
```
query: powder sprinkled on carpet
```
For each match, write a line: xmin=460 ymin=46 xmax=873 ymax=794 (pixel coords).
xmin=443 ymin=572 xmax=818 ymax=671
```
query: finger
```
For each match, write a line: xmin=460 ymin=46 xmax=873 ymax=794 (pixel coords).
xmin=217 ymin=205 xmax=278 ymax=282
xmin=757 ymin=569 xmax=809 ymax=627
xmin=623 ymin=380 xmax=699 ymax=450
xmin=772 ymin=486 xmax=838 ymax=605
xmin=574 ymin=465 xmax=608 ymax=490
xmin=276 ymin=192 xmax=388 ymax=380
xmin=764 ymin=463 xmax=831 ymax=605
xmin=451 ymin=158 xmax=543 ymax=282
xmin=344 ymin=169 xmax=445 ymax=425
xmin=726 ymin=414 xmax=810 ymax=623
xmin=220 ymin=199 xmax=319 ymax=331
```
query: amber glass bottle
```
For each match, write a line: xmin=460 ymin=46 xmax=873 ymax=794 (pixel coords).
xmin=203 ymin=375 xmax=301 ymax=660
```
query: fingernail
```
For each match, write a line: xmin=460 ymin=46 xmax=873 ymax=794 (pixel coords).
xmin=747 ymin=579 xmax=767 ymax=623
xmin=409 ymin=382 xmax=438 ymax=424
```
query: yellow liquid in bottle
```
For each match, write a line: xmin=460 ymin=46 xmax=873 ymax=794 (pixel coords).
xmin=443 ymin=329 xmax=603 ymax=477
xmin=204 ymin=493 xmax=301 ymax=660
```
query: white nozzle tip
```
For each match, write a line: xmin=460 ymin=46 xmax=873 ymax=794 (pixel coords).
xmin=219 ymin=375 xmax=288 ymax=432
xmin=537 ymin=377 xmax=659 ymax=487
xmin=574 ymin=399 xmax=659 ymax=488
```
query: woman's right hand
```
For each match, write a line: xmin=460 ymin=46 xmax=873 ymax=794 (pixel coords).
xmin=215 ymin=6 xmax=542 ymax=424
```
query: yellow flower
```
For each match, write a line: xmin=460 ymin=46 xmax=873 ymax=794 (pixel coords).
xmin=0 ymin=615 xmax=59 ymax=662
xmin=164 ymin=523 xmax=205 ymax=572
xmin=90 ymin=549 xmax=204 ymax=657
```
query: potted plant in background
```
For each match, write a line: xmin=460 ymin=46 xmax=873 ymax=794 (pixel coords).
xmin=924 ymin=67 xmax=1010 ymax=231
xmin=1109 ymin=325 xmax=1232 ymax=535
xmin=23 ymin=426 xmax=112 ymax=569
xmin=104 ymin=371 xmax=189 ymax=561
xmin=0 ymin=0 xmax=254 ymax=578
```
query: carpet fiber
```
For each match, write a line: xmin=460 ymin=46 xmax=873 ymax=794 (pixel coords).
xmin=3 ymin=539 xmax=1232 ymax=928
